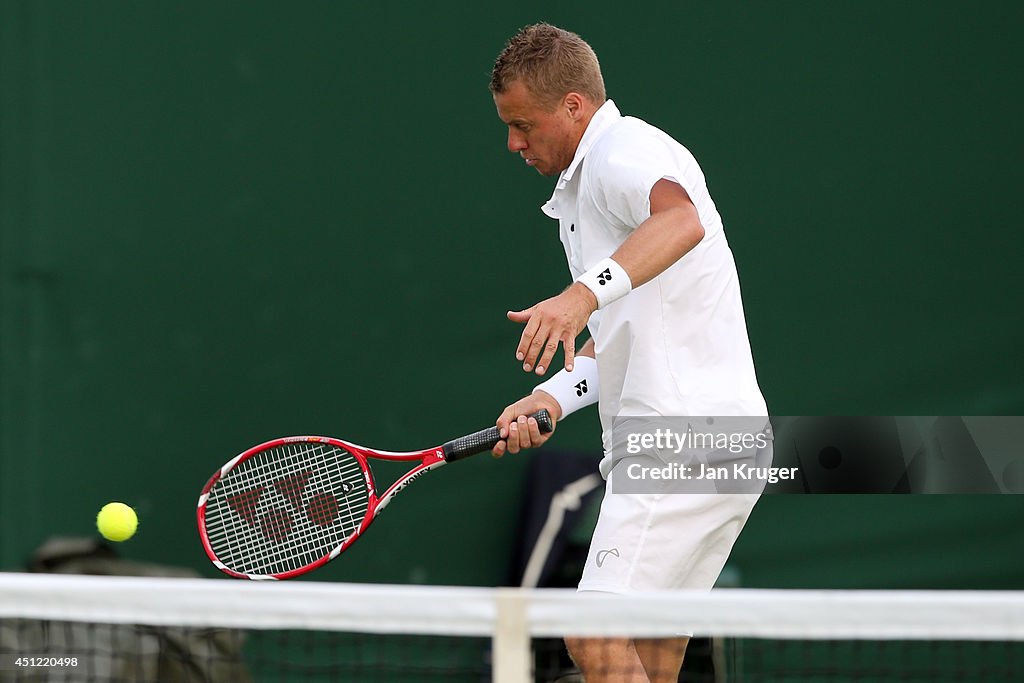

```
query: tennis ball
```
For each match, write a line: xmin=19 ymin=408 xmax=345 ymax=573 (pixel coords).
xmin=96 ymin=502 xmax=138 ymax=542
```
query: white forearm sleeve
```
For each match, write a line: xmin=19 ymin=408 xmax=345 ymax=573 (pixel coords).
xmin=532 ymin=356 xmax=599 ymax=418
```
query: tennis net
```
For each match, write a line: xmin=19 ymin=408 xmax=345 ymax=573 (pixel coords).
xmin=1 ymin=573 xmax=1022 ymax=682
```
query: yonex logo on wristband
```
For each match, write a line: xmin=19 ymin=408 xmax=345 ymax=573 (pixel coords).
xmin=577 ymin=258 xmax=631 ymax=309
xmin=533 ymin=357 xmax=599 ymax=419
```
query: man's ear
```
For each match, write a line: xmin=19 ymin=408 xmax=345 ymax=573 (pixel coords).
xmin=564 ymin=92 xmax=586 ymax=120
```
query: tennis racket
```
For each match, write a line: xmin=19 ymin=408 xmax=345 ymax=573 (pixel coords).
xmin=197 ymin=410 xmax=552 ymax=580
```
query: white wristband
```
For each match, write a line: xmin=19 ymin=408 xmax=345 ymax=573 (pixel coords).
xmin=532 ymin=356 xmax=599 ymax=419
xmin=576 ymin=257 xmax=632 ymax=309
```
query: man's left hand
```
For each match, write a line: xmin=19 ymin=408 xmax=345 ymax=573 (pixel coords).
xmin=507 ymin=282 xmax=597 ymax=375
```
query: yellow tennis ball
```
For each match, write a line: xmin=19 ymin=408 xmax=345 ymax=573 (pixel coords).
xmin=96 ymin=502 xmax=138 ymax=542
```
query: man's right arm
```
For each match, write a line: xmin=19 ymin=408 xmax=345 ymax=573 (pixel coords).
xmin=492 ymin=337 xmax=596 ymax=457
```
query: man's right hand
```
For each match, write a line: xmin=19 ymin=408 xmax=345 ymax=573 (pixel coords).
xmin=492 ymin=392 xmax=563 ymax=457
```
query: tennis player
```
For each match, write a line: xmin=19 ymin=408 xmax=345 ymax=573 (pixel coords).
xmin=488 ymin=24 xmax=769 ymax=683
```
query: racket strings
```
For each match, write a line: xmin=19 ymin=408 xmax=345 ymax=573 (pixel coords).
xmin=204 ymin=441 xmax=370 ymax=576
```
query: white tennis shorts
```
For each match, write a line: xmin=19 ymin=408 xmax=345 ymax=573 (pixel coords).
xmin=578 ymin=483 xmax=761 ymax=593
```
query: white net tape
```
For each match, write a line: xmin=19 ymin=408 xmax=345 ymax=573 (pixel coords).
xmin=2 ymin=573 xmax=1023 ymax=683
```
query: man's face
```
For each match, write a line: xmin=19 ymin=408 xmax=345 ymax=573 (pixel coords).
xmin=494 ymin=80 xmax=579 ymax=177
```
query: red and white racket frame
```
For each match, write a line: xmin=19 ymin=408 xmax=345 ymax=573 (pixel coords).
xmin=197 ymin=437 xmax=448 ymax=580
xmin=198 ymin=410 xmax=551 ymax=580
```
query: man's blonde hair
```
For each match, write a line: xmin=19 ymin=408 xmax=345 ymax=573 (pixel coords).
xmin=490 ymin=23 xmax=606 ymax=109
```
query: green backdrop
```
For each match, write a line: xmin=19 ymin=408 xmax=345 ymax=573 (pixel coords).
xmin=2 ymin=2 xmax=1021 ymax=588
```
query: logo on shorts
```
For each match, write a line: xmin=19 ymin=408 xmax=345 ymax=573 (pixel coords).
xmin=596 ymin=548 xmax=620 ymax=568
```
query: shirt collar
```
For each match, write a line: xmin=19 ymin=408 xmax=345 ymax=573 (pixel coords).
xmin=558 ymin=99 xmax=621 ymax=187
xmin=541 ymin=99 xmax=621 ymax=219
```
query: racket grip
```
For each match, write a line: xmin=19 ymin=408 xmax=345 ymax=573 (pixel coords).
xmin=443 ymin=410 xmax=553 ymax=462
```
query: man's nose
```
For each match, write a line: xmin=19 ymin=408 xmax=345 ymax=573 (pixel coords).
xmin=507 ymin=129 xmax=527 ymax=153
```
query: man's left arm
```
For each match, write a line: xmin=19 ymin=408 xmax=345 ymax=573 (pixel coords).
xmin=608 ymin=178 xmax=705 ymax=288
xmin=510 ymin=178 xmax=705 ymax=376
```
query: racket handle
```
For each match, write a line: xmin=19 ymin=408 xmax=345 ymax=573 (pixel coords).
xmin=443 ymin=410 xmax=553 ymax=462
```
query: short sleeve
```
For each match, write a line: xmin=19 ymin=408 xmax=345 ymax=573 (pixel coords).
xmin=591 ymin=136 xmax=683 ymax=229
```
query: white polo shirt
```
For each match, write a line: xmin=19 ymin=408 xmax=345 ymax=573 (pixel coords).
xmin=540 ymin=100 xmax=767 ymax=475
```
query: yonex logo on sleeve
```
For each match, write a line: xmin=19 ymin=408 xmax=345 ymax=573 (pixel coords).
xmin=575 ymin=380 xmax=588 ymax=396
